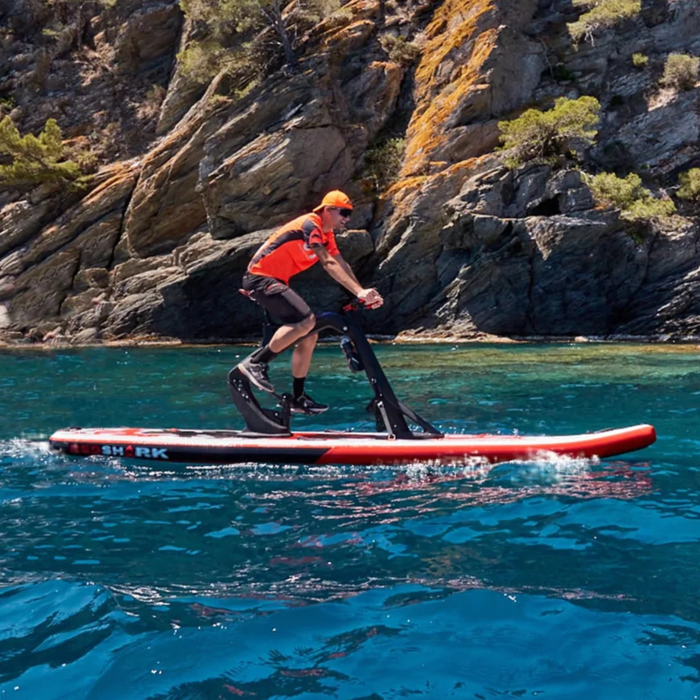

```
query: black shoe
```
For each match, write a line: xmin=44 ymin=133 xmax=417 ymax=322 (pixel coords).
xmin=238 ymin=358 xmax=274 ymax=393
xmin=290 ymin=394 xmax=328 ymax=415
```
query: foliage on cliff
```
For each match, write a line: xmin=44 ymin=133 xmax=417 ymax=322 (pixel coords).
xmin=587 ymin=172 xmax=676 ymax=223
xmin=362 ymin=138 xmax=406 ymax=192
xmin=677 ymin=169 xmax=700 ymax=202
xmin=662 ymin=53 xmax=700 ymax=91
xmin=568 ymin=0 xmax=641 ymax=44
xmin=498 ymin=97 xmax=600 ymax=168
xmin=178 ymin=0 xmax=341 ymax=79
xmin=0 ymin=117 xmax=82 ymax=186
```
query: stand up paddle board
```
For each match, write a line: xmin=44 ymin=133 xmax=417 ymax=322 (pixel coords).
xmin=49 ymin=424 xmax=656 ymax=466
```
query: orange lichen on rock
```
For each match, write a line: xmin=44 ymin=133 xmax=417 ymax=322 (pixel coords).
xmin=378 ymin=157 xmax=489 ymax=245
xmin=403 ymin=0 xmax=502 ymax=176
xmin=319 ymin=19 xmax=376 ymax=55
xmin=414 ymin=0 xmax=497 ymax=105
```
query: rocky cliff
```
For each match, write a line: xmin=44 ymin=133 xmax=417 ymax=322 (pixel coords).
xmin=1 ymin=0 xmax=699 ymax=345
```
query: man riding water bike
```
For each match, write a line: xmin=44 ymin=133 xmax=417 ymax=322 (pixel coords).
xmin=237 ymin=191 xmax=383 ymax=415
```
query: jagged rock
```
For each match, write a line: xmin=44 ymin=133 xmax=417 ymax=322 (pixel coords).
xmin=0 ymin=250 xmax=25 ymax=280
xmin=156 ymin=17 xmax=206 ymax=135
xmin=0 ymin=186 xmax=66 ymax=258
xmin=205 ymin=123 xmax=347 ymax=237
xmin=0 ymin=0 xmax=52 ymax=38
xmin=414 ymin=208 xmax=650 ymax=337
xmin=70 ymin=327 xmax=101 ymax=344
xmin=114 ymin=268 xmax=178 ymax=296
xmin=111 ymin=1 xmax=183 ymax=75
xmin=616 ymin=223 xmax=700 ymax=335
xmin=112 ymin=255 xmax=172 ymax=285
xmin=8 ymin=250 xmax=81 ymax=327
xmin=60 ymin=288 xmax=106 ymax=319
xmin=102 ymin=291 xmax=162 ymax=338
xmin=0 ymin=304 xmax=9 ymax=329
xmin=200 ymin=29 xmax=404 ymax=238
xmin=122 ymin=79 xmax=227 ymax=258
xmin=1 ymin=163 xmax=139 ymax=331
xmin=370 ymin=157 xmax=700 ymax=339
xmin=18 ymin=164 xmax=138 ymax=271
xmin=74 ymin=267 xmax=110 ymax=293
xmin=612 ymin=89 xmax=700 ymax=175
xmin=403 ymin=0 xmax=543 ymax=175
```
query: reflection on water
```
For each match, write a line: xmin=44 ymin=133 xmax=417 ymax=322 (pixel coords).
xmin=0 ymin=343 xmax=698 ymax=698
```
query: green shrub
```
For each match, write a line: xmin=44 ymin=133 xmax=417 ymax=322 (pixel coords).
xmin=588 ymin=172 xmax=642 ymax=209
xmin=498 ymin=96 xmax=600 ymax=168
xmin=623 ymin=197 xmax=677 ymax=222
xmin=381 ymin=35 xmax=421 ymax=65
xmin=568 ymin=0 xmax=641 ymax=44
xmin=587 ymin=172 xmax=676 ymax=223
xmin=177 ymin=41 xmax=228 ymax=83
xmin=68 ymin=146 xmax=99 ymax=174
xmin=632 ymin=52 xmax=648 ymax=68
xmin=0 ymin=116 xmax=82 ymax=186
xmin=662 ymin=53 xmax=700 ymax=90
xmin=677 ymin=168 xmax=700 ymax=201
xmin=363 ymin=137 xmax=405 ymax=191
xmin=0 ymin=95 xmax=15 ymax=114
xmin=179 ymin=0 xmax=340 ymax=72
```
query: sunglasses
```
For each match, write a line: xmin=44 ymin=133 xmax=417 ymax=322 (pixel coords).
xmin=331 ymin=207 xmax=352 ymax=218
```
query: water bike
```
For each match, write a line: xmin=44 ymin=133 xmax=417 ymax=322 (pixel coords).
xmin=49 ymin=303 xmax=656 ymax=466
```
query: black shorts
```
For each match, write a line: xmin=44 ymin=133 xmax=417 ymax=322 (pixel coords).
xmin=242 ymin=273 xmax=312 ymax=325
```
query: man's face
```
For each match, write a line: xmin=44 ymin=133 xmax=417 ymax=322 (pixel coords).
xmin=324 ymin=206 xmax=352 ymax=230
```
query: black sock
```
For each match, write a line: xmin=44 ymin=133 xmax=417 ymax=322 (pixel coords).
xmin=293 ymin=376 xmax=306 ymax=399
xmin=250 ymin=345 xmax=277 ymax=364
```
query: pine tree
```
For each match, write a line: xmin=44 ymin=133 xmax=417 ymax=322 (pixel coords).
xmin=0 ymin=117 xmax=81 ymax=186
xmin=179 ymin=0 xmax=340 ymax=74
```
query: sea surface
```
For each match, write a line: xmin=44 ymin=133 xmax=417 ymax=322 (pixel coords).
xmin=0 ymin=342 xmax=698 ymax=700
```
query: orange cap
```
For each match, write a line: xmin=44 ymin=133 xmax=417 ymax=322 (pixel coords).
xmin=313 ymin=190 xmax=353 ymax=212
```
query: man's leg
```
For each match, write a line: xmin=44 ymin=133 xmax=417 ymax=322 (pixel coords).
xmin=267 ymin=315 xmax=316 ymax=355
xmin=238 ymin=277 xmax=315 ymax=393
xmin=241 ymin=315 xmax=314 ymax=392
xmin=289 ymin=332 xmax=328 ymax=414
xmin=291 ymin=332 xmax=318 ymax=381
xmin=290 ymin=332 xmax=318 ymax=401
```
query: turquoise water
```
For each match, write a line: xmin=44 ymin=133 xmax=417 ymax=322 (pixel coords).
xmin=0 ymin=342 xmax=699 ymax=699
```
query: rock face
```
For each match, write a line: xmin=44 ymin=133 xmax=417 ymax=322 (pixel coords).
xmin=0 ymin=0 xmax=183 ymax=163
xmin=1 ymin=0 xmax=700 ymax=345
xmin=402 ymin=0 xmax=544 ymax=175
xmin=375 ymin=162 xmax=700 ymax=338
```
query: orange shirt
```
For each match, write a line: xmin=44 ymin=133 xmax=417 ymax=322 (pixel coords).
xmin=247 ymin=213 xmax=340 ymax=284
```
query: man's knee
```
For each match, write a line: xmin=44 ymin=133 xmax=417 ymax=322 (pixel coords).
xmin=298 ymin=313 xmax=315 ymax=332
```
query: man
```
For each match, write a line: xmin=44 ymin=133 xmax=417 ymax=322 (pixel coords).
xmin=238 ymin=191 xmax=383 ymax=414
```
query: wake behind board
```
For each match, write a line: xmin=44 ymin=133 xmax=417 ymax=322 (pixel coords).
xmin=49 ymin=424 xmax=656 ymax=466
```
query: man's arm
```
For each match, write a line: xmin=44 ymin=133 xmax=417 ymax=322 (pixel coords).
xmin=312 ymin=245 xmax=382 ymax=306
xmin=334 ymin=252 xmax=362 ymax=288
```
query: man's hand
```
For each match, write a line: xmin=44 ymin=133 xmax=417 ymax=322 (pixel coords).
xmin=314 ymin=245 xmax=384 ymax=308
xmin=357 ymin=288 xmax=383 ymax=309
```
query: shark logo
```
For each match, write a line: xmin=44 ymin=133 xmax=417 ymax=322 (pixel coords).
xmin=101 ymin=445 xmax=169 ymax=460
